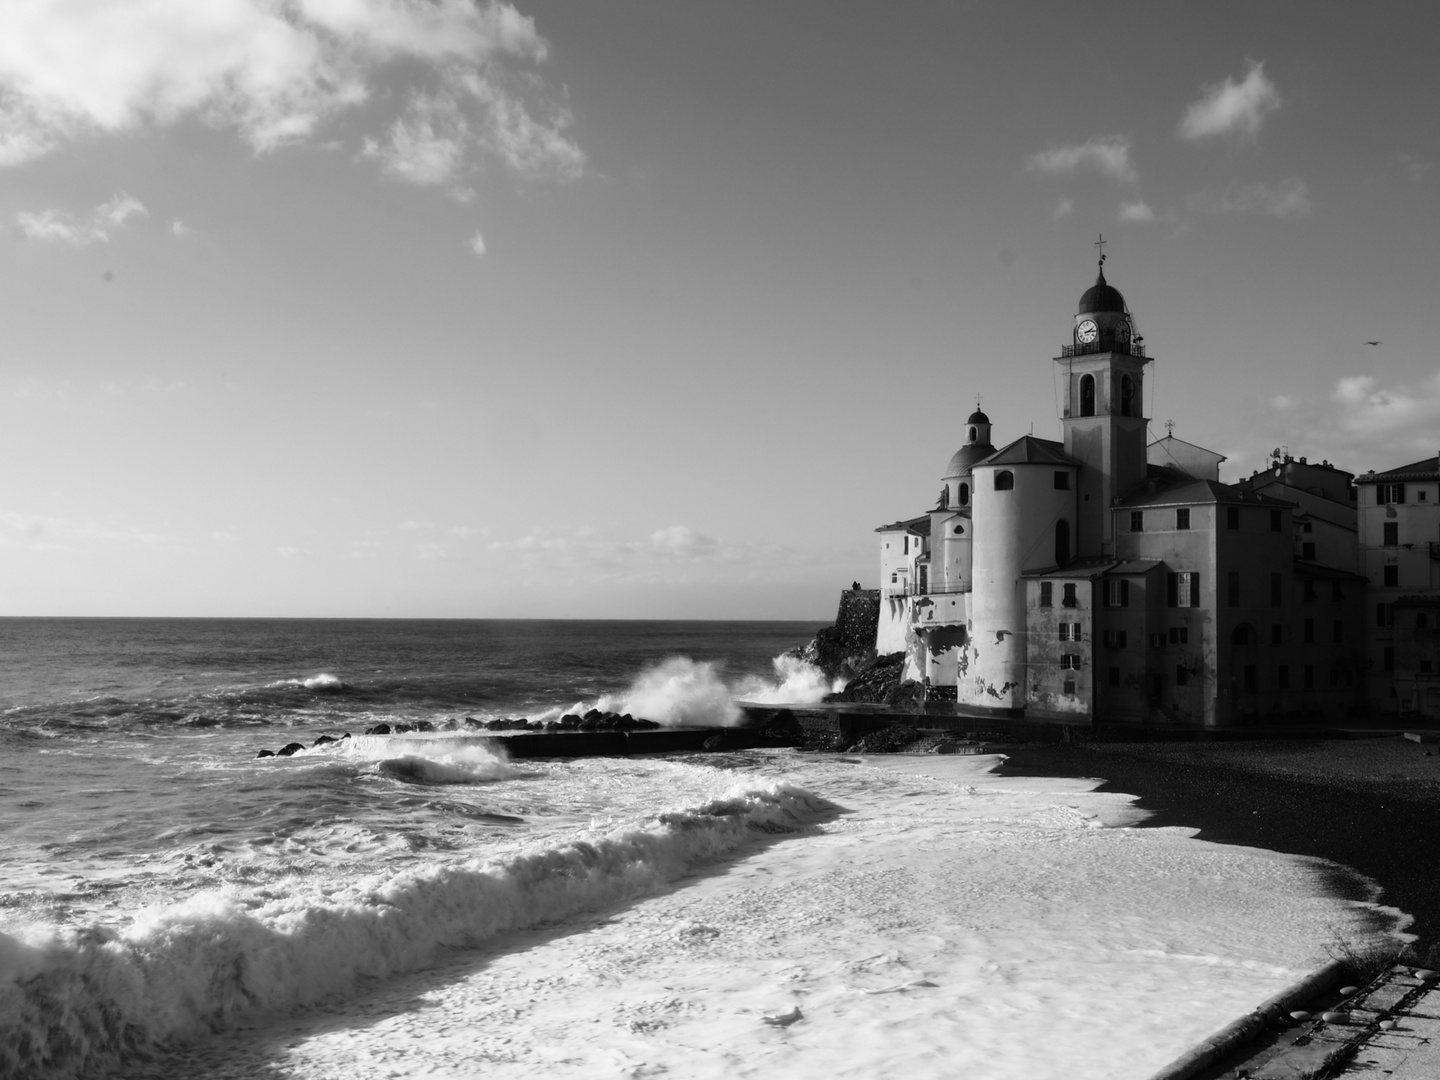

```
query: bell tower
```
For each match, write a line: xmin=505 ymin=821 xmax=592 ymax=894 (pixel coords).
xmin=1056 ymin=246 xmax=1150 ymax=558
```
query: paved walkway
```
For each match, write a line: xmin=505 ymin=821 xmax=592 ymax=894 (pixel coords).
xmin=1211 ymin=968 xmax=1440 ymax=1080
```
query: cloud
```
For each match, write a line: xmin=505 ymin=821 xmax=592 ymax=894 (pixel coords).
xmin=1117 ymin=200 xmax=1156 ymax=223
xmin=14 ymin=191 xmax=149 ymax=245
xmin=1187 ymin=178 xmax=1311 ymax=218
xmin=650 ymin=525 xmax=719 ymax=558
xmin=416 ymin=542 xmax=448 ymax=560
xmin=170 ymin=218 xmax=194 ymax=238
xmin=1026 ymin=135 xmax=1136 ymax=184
xmin=1400 ymin=153 xmax=1434 ymax=183
xmin=1179 ymin=61 xmax=1281 ymax=140
xmin=469 ymin=230 xmax=487 ymax=256
xmin=0 ymin=0 xmax=583 ymax=185
xmin=278 ymin=545 xmax=311 ymax=558
xmin=1051 ymin=196 xmax=1074 ymax=220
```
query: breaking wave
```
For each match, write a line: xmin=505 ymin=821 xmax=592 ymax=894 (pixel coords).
xmin=0 ymin=782 xmax=829 ymax=1080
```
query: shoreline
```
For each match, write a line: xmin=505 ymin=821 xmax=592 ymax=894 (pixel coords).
xmin=999 ymin=737 xmax=1440 ymax=949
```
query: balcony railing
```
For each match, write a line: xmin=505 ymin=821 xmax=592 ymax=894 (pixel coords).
xmin=1059 ymin=341 xmax=1146 ymax=359
xmin=887 ymin=582 xmax=972 ymax=598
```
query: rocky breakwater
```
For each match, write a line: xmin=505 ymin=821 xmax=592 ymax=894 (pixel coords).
xmin=790 ymin=587 xmax=918 ymax=705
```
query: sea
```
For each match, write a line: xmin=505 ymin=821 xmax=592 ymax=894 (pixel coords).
xmin=0 ymin=618 xmax=1411 ymax=1080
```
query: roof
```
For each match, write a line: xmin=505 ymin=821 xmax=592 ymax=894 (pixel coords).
xmin=1021 ymin=556 xmax=1125 ymax=580
xmin=1357 ymin=456 xmax=1440 ymax=483
xmin=978 ymin=435 xmax=1082 ymax=469
xmin=1292 ymin=562 xmax=1368 ymax=583
xmin=966 ymin=407 xmax=990 ymax=426
xmin=1107 ymin=558 xmax=1166 ymax=575
xmin=873 ymin=514 xmax=931 ymax=535
xmin=1119 ymin=476 xmax=1293 ymax=509
xmin=1078 ymin=267 xmax=1126 ymax=315
xmin=944 ymin=440 xmax=997 ymax=478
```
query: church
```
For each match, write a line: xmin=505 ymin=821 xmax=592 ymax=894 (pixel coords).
xmin=874 ymin=257 xmax=1368 ymax=727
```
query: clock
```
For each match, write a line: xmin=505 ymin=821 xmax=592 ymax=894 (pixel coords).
xmin=1076 ymin=319 xmax=1098 ymax=344
xmin=1114 ymin=319 xmax=1131 ymax=343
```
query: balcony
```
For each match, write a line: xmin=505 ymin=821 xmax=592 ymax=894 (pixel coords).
xmin=1059 ymin=342 xmax=1146 ymax=359
xmin=888 ymin=582 xmax=972 ymax=598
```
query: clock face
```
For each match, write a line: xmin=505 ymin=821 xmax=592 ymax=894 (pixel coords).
xmin=1076 ymin=319 xmax=1098 ymax=344
xmin=1114 ymin=319 xmax=1131 ymax=342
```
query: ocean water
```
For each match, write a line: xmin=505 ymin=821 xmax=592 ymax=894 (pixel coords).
xmin=0 ymin=619 xmax=1409 ymax=1080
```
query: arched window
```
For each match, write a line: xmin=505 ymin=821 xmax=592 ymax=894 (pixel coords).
xmin=959 ymin=482 xmax=970 ymax=505
xmin=994 ymin=471 xmax=1014 ymax=491
xmin=1054 ymin=519 xmax=1070 ymax=567
xmin=968 ymin=426 xmax=977 ymax=442
xmin=1120 ymin=374 xmax=1135 ymax=417
xmin=1080 ymin=374 xmax=1096 ymax=417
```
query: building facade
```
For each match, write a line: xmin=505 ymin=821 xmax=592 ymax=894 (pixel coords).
xmin=874 ymin=261 xmax=1369 ymax=727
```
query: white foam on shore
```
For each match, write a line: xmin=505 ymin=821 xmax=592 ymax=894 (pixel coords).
xmin=76 ymin=753 xmax=1410 ymax=1080
xmin=0 ymin=780 xmax=825 ymax=1080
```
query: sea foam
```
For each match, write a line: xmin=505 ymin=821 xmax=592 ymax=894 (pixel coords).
xmin=0 ymin=781 xmax=826 ymax=1080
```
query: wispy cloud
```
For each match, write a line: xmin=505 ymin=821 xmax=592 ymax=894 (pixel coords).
xmin=469 ymin=231 xmax=487 ymax=256
xmin=1187 ymin=178 xmax=1311 ymax=218
xmin=1117 ymin=200 xmax=1157 ymax=223
xmin=1179 ymin=61 xmax=1281 ymax=141
xmin=1400 ymin=153 xmax=1434 ymax=183
xmin=1026 ymin=135 xmax=1136 ymax=184
xmin=0 ymin=1 xmax=583 ymax=188
xmin=1052 ymin=196 xmax=1074 ymax=220
xmin=14 ymin=192 xmax=148 ymax=245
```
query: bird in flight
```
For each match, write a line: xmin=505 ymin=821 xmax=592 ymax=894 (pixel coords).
xmin=1365 ymin=340 xmax=1381 ymax=346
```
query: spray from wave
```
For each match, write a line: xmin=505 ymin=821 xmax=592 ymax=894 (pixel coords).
xmin=587 ymin=653 xmax=841 ymax=728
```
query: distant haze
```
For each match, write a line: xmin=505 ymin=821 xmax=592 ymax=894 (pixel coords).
xmin=1 ymin=2 xmax=1437 ymax=618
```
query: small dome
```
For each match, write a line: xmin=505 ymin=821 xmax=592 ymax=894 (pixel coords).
xmin=1078 ymin=268 xmax=1126 ymax=315
xmin=966 ymin=408 xmax=990 ymax=425
xmin=945 ymin=441 xmax=994 ymax=479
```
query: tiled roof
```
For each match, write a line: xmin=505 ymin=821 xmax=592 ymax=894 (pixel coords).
xmin=1358 ymin=456 xmax=1440 ymax=482
xmin=978 ymin=435 xmax=1082 ymax=468
xmin=873 ymin=514 xmax=932 ymax=534
xmin=1119 ymin=476 xmax=1292 ymax=509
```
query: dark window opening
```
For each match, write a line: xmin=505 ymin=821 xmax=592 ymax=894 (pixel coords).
xmin=1420 ymin=613 xmax=1430 ymax=629
xmin=1270 ymin=573 xmax=1282 ymax=607
xmin=1303 ymin=664 xmax=1314 ymax=689
xmin=994 ymin=470 xmax=1014 ymax=491
xmin=1108 ymin=666 xmax=1120 ymax=687
xmin=1039 ymin=582 xmax=1052 ymax=607
xmin=1232 ymin=624 xmax=1252 ymax=645
xmin=1384 ymin=647 xmax=1395 ymax=673
xmin=1054 ymin=471 xmax=1070 ymax=490
xmin=1062 ymin=583 xmax=1078 ymax=608
xmin=1384 ymin=522 xmax=1399 ymax=546
xmin=1271 ymin=623 xmax=1283 ymax=645
xmin=1175 ymin=665 xmax=1188 ymax=687
xmin=959 ymin=483 xmax=969 ymax=506
xmin=1055 ymin=519 xmax=1071 ymax=567
xmin=1278 ymin=665 xmax=1289 ymax=689
xmin=1227 ymin=571 xmax=1240 ymax=608
xmin=1130 ymin=510 xmax=1143 ymax=532
xmin=1176 ymin=508 xmax=1190 ymax=530
xmin=1303 ymin=618 xmax=1314 ymax=643
xmin=968 ymin=426 xmax=977 ymax=442
xmin=1226 ymin=507 xmax=1240 ymax=530
xmin=1270 ymin=509 xmax=1282 ymax=532
xmin=1120 ymin=374 xmax=1136 ymax=417
xmin=1384 ymin=565 xmax=1399 ymax=587
xmin=1080 ymin=374 xmax=1096 ymax=417
xmin=1302 ymin=542 xmax=1315 ymax=561
xmin=1333 ymin=620 xmax=1343 ymax=643
xmin=1303 ymin=581 xmax=1317 ymax=602
xmin=1244 ymin=664 xmax=1257 ymax=690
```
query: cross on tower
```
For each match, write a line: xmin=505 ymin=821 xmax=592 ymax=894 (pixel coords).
xmin=1165 ymin=419 xmax=1175 ymax=437
xmin=1094 ymin=234 xmax=1107 ymax=265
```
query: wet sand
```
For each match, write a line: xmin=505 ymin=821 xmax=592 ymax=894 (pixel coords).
xmin=1001 ymin=736 xmax=1440 ymax=947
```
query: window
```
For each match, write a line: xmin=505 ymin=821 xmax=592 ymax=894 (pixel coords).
xmin=1168 ymin=571 xmax=1200 ymax=608
xmin=1384 ymin=647 xmax=1395 ymax=673
xmin=1331 ymin=581 xmax=1343 ymax=602
xmin=1304 ymin=664 xmax=1314 ymax=689
xmin=1058 ymin=623 xmax=1081 ymax=642
xmin=1302 ymin=542 xmax=1316 ymax=561
xmin=1227 ymin=571 xmax=1240 ymax=608
xmin=903 ymin=536 xmax=909 ymax=554
xmin=1120 ymin=374 xmax=1135 ymax=417
xmin=1423 ymin=491 xmax=1430 ymax=502
xmin=1302 ymin=522 xmax=1313 ymax=534
xmin=1104 ymin=630 xmax=1127 ymax=648
xmin=1063 ymin=680 xmax=1076 ymax=695
xmin=1232 ymin=625 xmax=1252 ymax=645
xmin=1108 ymin=666 xmax=1121 ymax=687
xmin=1330 ymin=665 xmax=1340 ymax=687
xmin=995 ymin=470 xmax=1014 ymax=491
xmin=1270 ymin=573 xmax=1282 ymax=607
xmin=890 ymin=573 xmax=897 ymax=584
xmin=1039 ymin=582 xmax=1052 ymax=607
xmin=1176 ymin=508 xmax=1190 ymax=530
xmin=1303 ymin=581 xmax=1318 ymax=602
xmin=1384 ymin=565 xmax=1399 ymax=587
xmin=1333 ymin=620 xmax=1344 ymax=643
xmin=1171 ymin=626 xmax=1189 ymax=644
xmin=968 ymin=427 xmax=977 ymax=442
xmin=1055 ymin=519 xmax=1070 ymax=567
xmin=1278 ymin=665 xmax=1289 ymax=689
xmin=1053 ymin=471 xmax=1070 ymax=490
xmin=1062 ymin=583 xmax=1078 ymax=608
xmin=1271 ymin=623 xmax=1283 ymax=645
xmin=1420 ymin=613 xmax=1430 ymax=629
xmin=1270 ymin=510 xmax=1282 ymax=532
xmin=1378 ymin=483 xmax=1406 ymax=505
xmin=1423 ymin=660 xmax=1435 ymax=674
xmin=1244 ymin=664 xmax=1257 ymax=689
xmin=1175 ymin=665 xmax=1188 ymax=687
xmin=1303 ymin=618 xmax=1314 ymax=643
xmin=1106 ymin=579 xmax=1130 ymax=607
xmin=1226 ymin=506 xmax=1240 ymax=530
xmin=1130 ymin=510 xmax=1143 ymax=532
xmin=959 ymin=482 xmax=969 ymax=506
xmin=1149 ymin=633 xmax=1164 ymax=648
xmin=1377 ymin=603 xmax=1389 ymax=627
xmin=1060 ymin=654 xmax=1081 ymax=670
xmin=1384 ymin=522 xmax=1399 ymax=546
xmin=1080 ymin=373 xmax=1095 ymax=417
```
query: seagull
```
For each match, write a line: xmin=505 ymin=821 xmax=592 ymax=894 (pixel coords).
xmin=1365 ymin=340 xmax=1381 ymax=346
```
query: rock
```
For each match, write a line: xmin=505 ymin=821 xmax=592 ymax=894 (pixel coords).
xmin=560 ymin=714 xmax=581 ymax=728
xmin=276 ymin=742 xmax=305 ymax=757
xmin=1338 ymin=985 xmax=1359 ymax=996
xmin=392 ymin=723 xmax=415 ymax=733
xmin=1289 ymin=1010 xmax=1311 ymax=1021
xmin=545 ymin=720 xmax=561 ymax=730
xmin=463 ymin=716 xmax=484 ymax=728
xmin=484 ymin=719 xmax=506 ymax=730
xmin=579 ymin=716 xmax=600 ymax=729
xmin=366 ymin=723 xmax=392 ymax=735
xmin=584 ymin=709 xmax=603 ymax=721
xmin=762 ymin=1006 xmax=803 ymax=1027
xmin=256 ymin=749 xmax=275 ymax=758
xmin=311 ymin=735 xmax=337 ymax=747
xmin=414 ymin=720 xmax=435 ymax=732
xmin=847 ymin=725 xmax=922 ymax=754
xmin=827 ymin=652 xmax=906 ymax=703
xmin=1319 ymin=1011 xmax=1347 ymax=1024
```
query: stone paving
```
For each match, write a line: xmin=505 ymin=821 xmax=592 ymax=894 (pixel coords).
xmin=1213 ymin=968 xmax=1440 ymax=1080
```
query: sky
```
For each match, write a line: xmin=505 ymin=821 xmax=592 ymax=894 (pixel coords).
xmin=1 ymin=0 xmax=1438 ymax=619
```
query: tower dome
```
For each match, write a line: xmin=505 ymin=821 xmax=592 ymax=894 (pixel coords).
xmin=944 ymin=404 xmax=995 ymax=479
xmin=1078 ymin=267 xmax=1126 ymax=315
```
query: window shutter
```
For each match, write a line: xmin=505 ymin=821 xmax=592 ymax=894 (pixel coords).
xmin=1190 ymin=572 xmax=1201 ymax=608
xmin=1120 ymin=579 xmax=1130 ymax=607
xmin=1167 ymin=573 xmax=1178 ymax=608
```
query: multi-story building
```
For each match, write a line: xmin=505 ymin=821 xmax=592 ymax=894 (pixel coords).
xmin=873 ymin=259 xmax=1367 ymax=727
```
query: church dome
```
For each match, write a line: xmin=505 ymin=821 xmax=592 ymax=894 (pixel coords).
xmin=945 ymin=441 xmax=994 ymax=479
xmin=966 ymin=408 xmax=990 ymax=425
xmin=1078 ymin=268 xmax=1126 ymax=315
